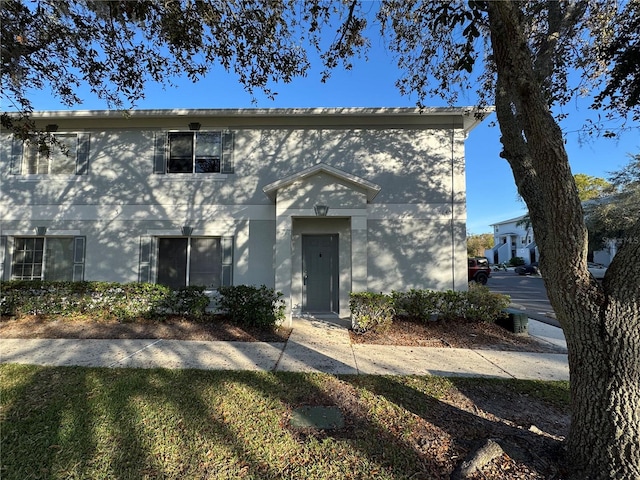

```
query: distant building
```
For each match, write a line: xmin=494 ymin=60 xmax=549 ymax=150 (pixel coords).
xmin=485 ymin=215 xmax=538 ymax=265
xmin=485 ymin=211 xmax=616 ymax=266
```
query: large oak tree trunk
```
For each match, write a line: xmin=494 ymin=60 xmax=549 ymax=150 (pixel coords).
xmin=487 ymin=3 xmax=640 ymax=479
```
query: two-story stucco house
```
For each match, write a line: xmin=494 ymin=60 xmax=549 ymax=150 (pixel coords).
xmin=486 ymin=214 xmax=538 ymax=265
xmin=1 ymin=108 xmax=486 ymax=323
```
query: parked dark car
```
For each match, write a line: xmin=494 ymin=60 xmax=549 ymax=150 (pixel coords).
xmin=468 ymin=257 xmax=491 ymax=284
xmin=515 ymin=262 xmax=540 ymax=276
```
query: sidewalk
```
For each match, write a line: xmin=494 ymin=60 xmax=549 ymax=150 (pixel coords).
xmin=0 ymin=317 xmax=569 ymax=381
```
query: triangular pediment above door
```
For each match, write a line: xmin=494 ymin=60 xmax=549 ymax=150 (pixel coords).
xmin=262 ymin=163 xmax=381 ymax=208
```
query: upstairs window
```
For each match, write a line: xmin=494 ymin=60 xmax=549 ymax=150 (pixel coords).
xmin=25 ymin=134 xmax=77 ymax=174
xmin=169 ymin=132 xmax=222 ymax=173
xmin=154 ymin=131 xmax=234 ymax=174
xmin=10 ymin=133 xmax=90 ymax=176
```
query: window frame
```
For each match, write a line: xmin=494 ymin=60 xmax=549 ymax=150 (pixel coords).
xmin=155 ymin=130 xmax=234 ymax=175
xmin=155 ymin=236 xmax=225 ymax=288
xmin=167 ymin=131 xmax=223 ymax=174
xmin=10 ymin=132 xmax=90 ymax=177
xmin=9 ymin=236 xmax=85 ymax=281
xmin=25 ymin=133 xmax=77 ymax=175
xmin=139 ymin=235 xmax=233 ymax=288
xmin=11 ymin=237 xmax=45 ymax=280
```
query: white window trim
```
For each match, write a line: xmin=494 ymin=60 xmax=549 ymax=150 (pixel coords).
xmin=159 ymin=173 xmax=229 ymax=182
xmin=12 ymin=176 xmax=89 ymax=182
xmin=153 ymin=236 xmax=223 ymax=287
xmin=2 ymin=230 xmax=82 ymax=236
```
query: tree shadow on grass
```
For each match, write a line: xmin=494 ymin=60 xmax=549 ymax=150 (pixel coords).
xmin=339 ymin=375 xmax=570 ymax=478
xmin=1 ymin=366 xmax=435 ymax=478
xmin=1 ymin=365 xmax=569 ymax=479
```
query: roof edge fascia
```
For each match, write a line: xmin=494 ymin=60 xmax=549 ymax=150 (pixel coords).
xmin=489 ymin=214 xmax=529 ymax=226
xmin=20 ymin=106 xmax=492 ymax=121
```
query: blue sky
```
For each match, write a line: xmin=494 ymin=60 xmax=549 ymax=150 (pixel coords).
xmin=18 ymin=26 xmax=638 ymax=235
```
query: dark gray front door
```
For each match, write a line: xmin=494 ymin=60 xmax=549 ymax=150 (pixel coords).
xmin=302 ymin=234 xmax=338 ymax=313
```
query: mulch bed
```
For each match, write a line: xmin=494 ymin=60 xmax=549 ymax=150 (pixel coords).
xmin=0 ymin=315 xmax=292 ymax=343
xmin=350 ymin=318 xmax=566 ymax=353
xmin=0 ymin=315 xmax=565 ymax=353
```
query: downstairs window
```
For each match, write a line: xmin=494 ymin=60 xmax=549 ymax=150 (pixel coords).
xmin=11 ymin=237 xmax=85 ymax=281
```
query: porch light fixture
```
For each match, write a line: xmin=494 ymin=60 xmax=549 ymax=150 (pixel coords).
xmin=181 ymin=225 xmax=193 ymax=236
xmin=35 ymin=226 xmax=47 ymax=236
xmin=314 ymin=204 xmax=329 ymax=216
xmin=188 ymin=122 xmax=201 ymax=131
xmin=45 ymin=124 xmax=58 ymax=132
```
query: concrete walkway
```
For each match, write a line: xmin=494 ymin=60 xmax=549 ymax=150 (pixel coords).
xmin=0 ymin=317 xmax=569 ymax=381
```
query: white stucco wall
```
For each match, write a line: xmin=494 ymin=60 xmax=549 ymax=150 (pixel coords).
xmin=1 ymin=108 xmax=482 ymax=306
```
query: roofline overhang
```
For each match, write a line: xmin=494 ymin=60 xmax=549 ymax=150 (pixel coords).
xmin=490 ymin=214 xmax=529 ymax=227
xmin=11 ymin=106 xmax=493 ymax=134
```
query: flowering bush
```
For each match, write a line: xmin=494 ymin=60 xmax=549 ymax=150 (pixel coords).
xmin=350 ymin=292 xmax=395 ymax=334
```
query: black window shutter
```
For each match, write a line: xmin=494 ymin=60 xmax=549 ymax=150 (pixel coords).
xmin=76 ymin=133 xmax=90 ymax=175
xmin=221 ymin=131 xmax=234 ymax=173
xmin=221 ymin=236 xmax=234 ymax=286
xmin=153 ymin=133 xmax=166 ymax=174
xmin=0 ymin=235 xmax=6 ymax=281
xmin=72 ymin=237 xmax=86 ymax=281
xmin=139 ymin=236 xmax=153 ymax=282
xmin=10 ymin=138 xmax=23 ymax=175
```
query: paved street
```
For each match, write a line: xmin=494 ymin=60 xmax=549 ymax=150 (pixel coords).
xmin=487 ymin=270 xmax=560 ymax=327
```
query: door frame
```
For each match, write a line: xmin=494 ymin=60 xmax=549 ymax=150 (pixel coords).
xmin=287 ymin=217 xmax=354 ymax=321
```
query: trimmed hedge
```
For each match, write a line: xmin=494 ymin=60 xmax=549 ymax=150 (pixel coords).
xmin=391 ymin=288 xmax=440 ymax=322
xmin=1 ymin=281 xmax=285 ymax=328
xmin=351 ymin=284 xmax=510 ymax=333
xmin=217 ymin=285 xmax=285 ymax=329
xmin=0 ymin=281 xmax=176 ymax=321
xmin=464 ymin=283 xmax=512 ymax=322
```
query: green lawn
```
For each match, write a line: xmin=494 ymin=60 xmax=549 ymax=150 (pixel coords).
xmin=1 ymin=365 xmax=569 ymax=479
